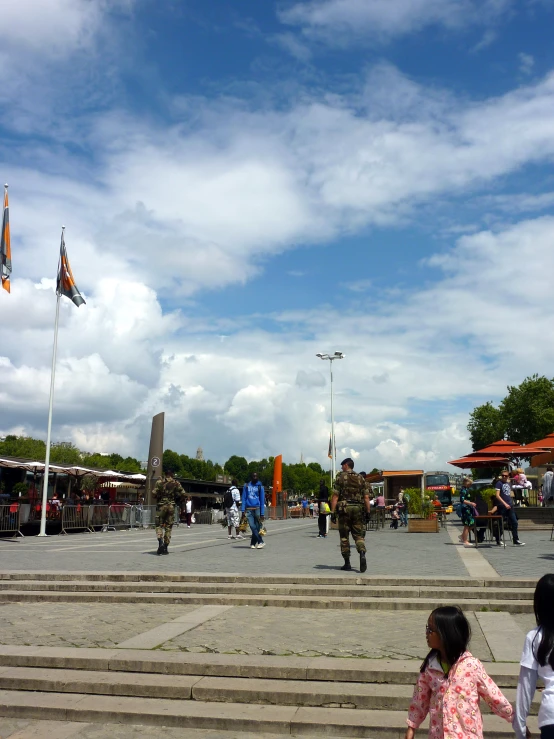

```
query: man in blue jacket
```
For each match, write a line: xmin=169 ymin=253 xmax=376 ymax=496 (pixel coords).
xmin=242 ymin=472 xmax=265 ymax=549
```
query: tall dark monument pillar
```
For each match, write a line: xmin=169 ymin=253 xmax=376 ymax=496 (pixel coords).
xmin=146 ymin=412 xmax=164 ymax=505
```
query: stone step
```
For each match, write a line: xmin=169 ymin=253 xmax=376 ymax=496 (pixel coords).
xmin=0 ymin=666 xmax=539 ymax=714
xmin=0 ymin=689 xmax=537 ymax=737
xmin=0 ymin=646 xmax=523 ymax=687
xmin=0 ymin=571 xmax=537 ymax=588
xmin=0 ymin=589 xmax=533 ymax=611
xmin=0 ymin=580 xmax=534 ymax=600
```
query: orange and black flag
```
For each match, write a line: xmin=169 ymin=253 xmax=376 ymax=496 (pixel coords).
xmin=1 ymin=184 xmax=11 ymax=294
xmin=57 ymin=229 xmax=85 ymax=307
xmin=328 ymin=434 xmax=333 ymax=459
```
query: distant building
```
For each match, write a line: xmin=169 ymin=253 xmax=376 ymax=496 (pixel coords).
xmin=196 ymin=447 xmax=204 ymax=461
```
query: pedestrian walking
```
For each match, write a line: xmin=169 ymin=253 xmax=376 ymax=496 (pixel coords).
xmin=398 ymin=491 xmax=408 ymax=527
xmin=317 ymin=479 xmax=330 ymax=538
xmin=495 ymin=470 xmax=525 ymax=545
xmin=224 ymin=479 xmax=243 ymax=540
xmin=330 ymin=457 xmax=371 ymax=572
xmin=241 ymin=472 xmax=265 ymax=549
xmin=514 ymin=574 xmax=554 ymax=739
xmin=459 ymin=477 xmax=478 ymax=547
xmin=405 ymin=606 xmax=513 ymax=739
xmin=184 ymin=496 xmax=193 ymax=528
xmin=301 ymin=496 xmax=309 ymax=518
xmin=153 ymin=473 xmax=184 ymax=555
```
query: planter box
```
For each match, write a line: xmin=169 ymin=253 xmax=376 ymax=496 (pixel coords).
xmin=408 ymin=518 xmax=439 ymax=533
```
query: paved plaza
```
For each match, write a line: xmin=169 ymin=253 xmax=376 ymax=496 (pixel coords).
xmin=0 ymin=516 xmax=552 ymax=578
xmin=0 ymin=517 xmax=551 ymax=738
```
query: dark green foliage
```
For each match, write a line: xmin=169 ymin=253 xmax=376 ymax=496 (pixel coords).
xmin=468 ymin=375 xmax=554 ymax=450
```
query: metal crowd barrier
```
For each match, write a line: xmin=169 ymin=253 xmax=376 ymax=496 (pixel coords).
xmin=89 ymin=505 xmax=109 ymax=530
xmin=104 ymin=503 xmax=134 ymax=532
xmin=0 ymin=503 xmax=23 ymax=537
xmin=194 ymin=509 xmax=214 ymax=525
xmin=131 ymin=505 xmax=156 ymax=528
xmin=60 ymin=505 xmax=94 ymax=535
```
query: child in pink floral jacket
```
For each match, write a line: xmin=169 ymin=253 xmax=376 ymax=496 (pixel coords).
xmin=406 ymin=606 xmax=513 ymax=739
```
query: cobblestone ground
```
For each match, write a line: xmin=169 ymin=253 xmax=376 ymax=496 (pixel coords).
xmin=160 ymin=606 xmax=530 ymax=662
xmin=0 ymin=603 xmax=198 ymax=649
xmin=0 ymin=602 xmax=535 ymax=661
xmin=0 ymin=719 xmax=323 ymax=739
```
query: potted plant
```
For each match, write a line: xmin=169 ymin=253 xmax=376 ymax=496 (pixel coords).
xmin=406 ymin=488 xmax=439 ymax=533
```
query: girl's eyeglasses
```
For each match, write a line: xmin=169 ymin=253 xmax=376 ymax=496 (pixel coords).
xmin=425 ymin=625 xmax=435 ymax=635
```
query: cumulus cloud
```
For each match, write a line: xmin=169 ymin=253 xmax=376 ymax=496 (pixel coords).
xmin=279 ymin=0 xmax=512 ymax=44
xmin=0 ymin=0 xmax=131 ymax=55
xmin=6 ymin=66 xmax=554 ymax=302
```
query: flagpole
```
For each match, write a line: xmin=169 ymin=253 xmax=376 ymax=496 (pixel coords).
xmin=38 ymin=229 xmax=64 ymax=537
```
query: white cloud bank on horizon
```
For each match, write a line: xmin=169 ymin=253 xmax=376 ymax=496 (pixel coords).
xmin=2 ymin=214 xmax=554 ymax=470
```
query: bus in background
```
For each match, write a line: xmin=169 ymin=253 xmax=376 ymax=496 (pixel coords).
xmin=424 ymin=471 xmax=453 ymax=506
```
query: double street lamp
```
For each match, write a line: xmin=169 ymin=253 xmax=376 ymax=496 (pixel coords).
xmin=316 ymin=352 xmax=345 ymax=486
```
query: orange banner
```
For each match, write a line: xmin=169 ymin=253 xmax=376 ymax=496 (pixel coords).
xmin=272 ymin=454 xmax=282 ymax=507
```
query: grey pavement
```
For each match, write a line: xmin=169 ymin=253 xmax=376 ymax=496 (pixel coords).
xmin=1 ymin=517 xmax=552 ymax=578
xmin=0 ymin=718 xmax=332 ymax=738
xmin=0 ymin=519 xmax=470 ymax=577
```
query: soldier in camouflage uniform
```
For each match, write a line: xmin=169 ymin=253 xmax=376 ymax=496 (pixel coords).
xmin=153 ymin=474 xmax=184 ymax=555
xmin=330 ymin=457 xmax=372 ymax=572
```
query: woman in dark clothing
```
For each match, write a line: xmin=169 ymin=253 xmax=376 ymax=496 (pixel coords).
xmin=459 ymin=477 xmax=478 ymax=547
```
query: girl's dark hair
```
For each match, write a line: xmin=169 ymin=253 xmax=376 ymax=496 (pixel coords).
xmin=533 ymin=574 xmax=554 ymax=670
xmin=420 ymin=606 xmax=471 ymax=673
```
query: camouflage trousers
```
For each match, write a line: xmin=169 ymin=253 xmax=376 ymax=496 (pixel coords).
xmin=155 ymin=503 xmax=175 ymax=545
xmin=338 ymin=505 xmax=366 ymax=556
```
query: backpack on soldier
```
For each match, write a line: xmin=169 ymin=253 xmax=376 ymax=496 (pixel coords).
xmin=341 ymin=472 xmax=365 ymax=503
xmin=224 ymin=488 xmax=235 ymax=510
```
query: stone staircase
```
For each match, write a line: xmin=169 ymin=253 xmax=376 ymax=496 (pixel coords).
xmin=0 ymin=572 xmax=536 ymax=612
xmin=0 ymin=646 xmax=539 ymax=737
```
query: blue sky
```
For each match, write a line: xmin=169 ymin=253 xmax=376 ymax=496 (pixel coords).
xmin=1 ymin=0 xmax=554 ymax=471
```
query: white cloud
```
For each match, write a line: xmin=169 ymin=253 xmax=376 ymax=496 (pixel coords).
xmin=0 ymin=0 xmax=130 ymax=54
xmin=279 ymin=0 xmax=512 ymax=44
xmin=518 ymin=52 xmax=535 ymax=76
xmin=7 ymin=66 xmax=554 ymax=302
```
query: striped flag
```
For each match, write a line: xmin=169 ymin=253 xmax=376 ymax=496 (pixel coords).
xmin=328 ymin=434 xmax=333 ymax=459
xmin=57 ymin=229 xmax=85 ymax=307
xmin=1 ymin=185 xmax=11 ymax=293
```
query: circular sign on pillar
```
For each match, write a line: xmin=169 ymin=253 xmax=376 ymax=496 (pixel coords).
xmin=151 ymin=456 xmax=161 ymax=469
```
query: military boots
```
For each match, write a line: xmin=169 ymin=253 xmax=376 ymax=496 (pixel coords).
xmin=360 ymin=551 xmax=367 ymax=573
xmin=157 ymin=538 xmax=164 ymax=555
xmin=161 ymin=543 xmax=169 ymax=555
xmin=341 ymin=557 xmax=352 ymax=571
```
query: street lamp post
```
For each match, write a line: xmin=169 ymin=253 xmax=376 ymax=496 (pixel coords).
xmin=316 ymin=352 xmax=345 ymax=488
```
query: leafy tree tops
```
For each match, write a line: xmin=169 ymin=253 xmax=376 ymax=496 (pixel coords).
xmin=468 ymin=374 xmax=554 ymax=449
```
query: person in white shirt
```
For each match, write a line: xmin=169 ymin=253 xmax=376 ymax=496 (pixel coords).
xmin=185 ymin=497 xmax=193 ymax=528
xmin=224 ymin=480 xmax=244 ymax=540
xmin=514 ymin=573 xmax=554 ymax=739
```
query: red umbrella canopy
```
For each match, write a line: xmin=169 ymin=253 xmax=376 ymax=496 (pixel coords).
xmin=520 ymin=433 xmax=554 ymax=451
xmin=472 ymin=440 xmax=519 ymax=456
xmin=448 ymin=456 xmax=509 ymax=469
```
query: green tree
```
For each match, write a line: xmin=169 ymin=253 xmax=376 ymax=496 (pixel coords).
xmin=0 ymin=435 xmax=46 ymax=459
xmin=467 ymin=401 xmax=505 ymax=451
xmin=224 ymin=455 xmax=249 ymax=482
xmin=163 ymin=450 xmax=183 ymax=476
xmin=500 ymin=375 xmax=554 ymax=445
xmin=50 ymin=442 xmax=81 ymax=465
